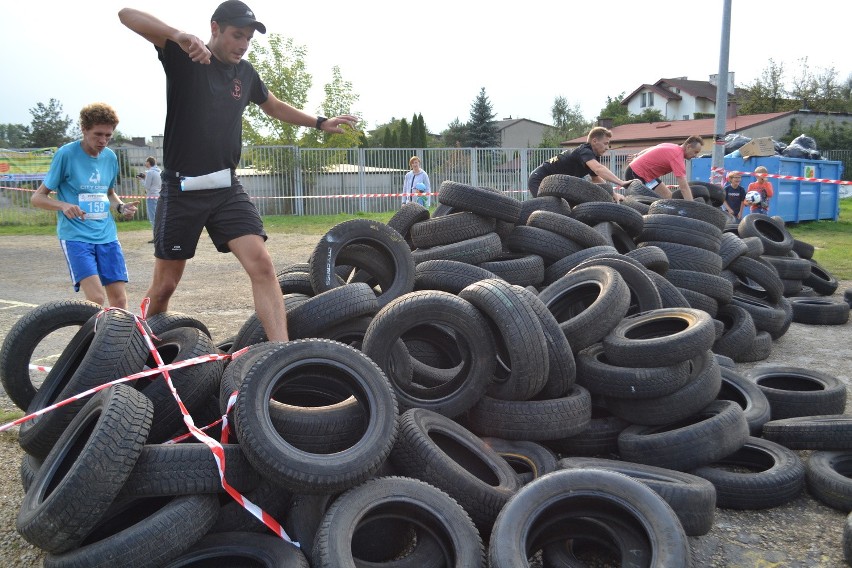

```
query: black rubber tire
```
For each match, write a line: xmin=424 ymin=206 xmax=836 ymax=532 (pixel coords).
xmin=309 ymin=219 xmax=415 ymax=308
xmin=411 ymin=232 xmax=503 ymax=265
xmin=511 ymin=285 xmax=576 ymax=400
xmin=718 ymin=232 xmax=749 ymax=269
xmin=517 ymin=196 xmax=572 ymax=225
xmin=389 ymin=407 xmax=522 ymax=535
xmin=139 ymin=326 xmax=224 ymax=444
xmin=591 ymin=221 xmax=637 ymax=254
xmin=44 ymin=494 xmax=220 ymax=568
xmin=164 ymin=531 xmax=308 ymax=568
xmin=233 ymin=339 xmax=398 ymax=494
xmin=463 ymin=385 xmax=592 ymax=441
xmin=642 ymin=241 xmax=725 ymax=278
xmin=569 ymin=201 xmax=644 ymax=238
xmin=477 ymin=254 xmax=545 ymax=287
xmin=689 ymin=436 xmax=805 ymax=510
xmin=762 ymin=254 xmax=813 ymax=280
xmin=647 ymin=198 xmax=729 ymax=230
xmin=625 ymin=244 xmax=670 ymax=275
xmin=19 ymin=309 xmax=151 ymax=459
xmin=738 ymin=213 xmax=794 ymax=256
xmin=617 ymin=400 xmax=750 ymax=472
xmin=570 ymin=255 xmax=663 ymax=316
xmin=791 ymin=238 xmax=815 ymax=259
xmin=803 ymin=258 xmax=840 ymax=296
xmin=789 ymin=297 xmax=850 ymax=325
xmin=545 ymin=403 xmax=630 ymax=457
xmin=527 ymin=209 xmax=609 ymax=248
xmin=0 ymin=299 xmax=101 ymax=411
xmin=747 ymin=366 xmax=847 ymax=420
xmin=733 ymin=329 xmax=773 ymax=363
xmin=712 ymin=303 xmax=757 ymax=360
xmin=762 ymin=416 xmax=852 ymax=450
xmin=362 ymin=290 xmax=496 ymax=417
xmin=312 ymin=475 xmax=485 ymax=568
xmin=145 ymin=311 xmax=212 ymax=338
xmin=538 ymin=265 xmax=631 ymax=354
xmin=646 ymin=270 xmax=691 ymax=309
xmin=16 ymin=385 xmax=154 ymax=554
xmin=639 ymin=213 xmax=722 ymax=252
xmin=806 ymin=451 xmax=852 ymax=512
xmin=387 ymin=202 xmax=431 ymax=248
xmin=414 ymin=259 xmax=497 ymax=294
xmin=666 ymin=269 xmax=734 ymax=306
xmin=728 ymin=255 xmax=785 ymax=304
xmin=575 ymin=342 xmax=691 ymax=399
xmin=542 ymin=245 xmax=619 ymax=285
xmin=504 ymin=225 xmax=584 ymax=264
xmin=119 ymin=443 xmax=259 ymax=497
xmin=458 ymin=279 xmax=549 ymax=401
xmin=482 ymin=437 xmax=559 ymax=485
xmin=717 ymin=366 xmax=771 ymax=436
xmin=488 ymin=468 xmax=690 ymax=567
xmin=538 ymin=174 xmax=615 ymax=206
xmin=601 ymin=307 xmax=716 ymax=368
xmin=437 ymin=181 xmax=520 ymax=222
xmin=410 ymin=211 xmax=496 ymax=249
xmin=846 ymin=288 xmax=852 ymax=309
xmin=558 ymin=456 xmax=717 ymax=536
xmin=730 ymin=295 xmax=787 ymax=338
xmin=604 ymin=349 xmax=722 ymax=426
xmin=287 ymin=283 xmax=380 ymax=340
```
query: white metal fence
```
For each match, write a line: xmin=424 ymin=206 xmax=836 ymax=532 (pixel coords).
xmin=1 ymin=145 xmax=681 ymax=224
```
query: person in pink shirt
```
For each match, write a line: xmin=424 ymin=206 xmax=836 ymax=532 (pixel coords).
xmin=624 ymin=136 xmax=704 ymax=200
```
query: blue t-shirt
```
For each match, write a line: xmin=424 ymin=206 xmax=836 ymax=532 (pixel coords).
xmin=44 ymin=141 xmax=119 ymax=244
xmin=723 ymin=183 xmax=747 ymax=213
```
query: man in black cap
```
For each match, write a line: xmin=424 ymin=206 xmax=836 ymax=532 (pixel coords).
xmin=118 ymin=2 xmax=358 ymax=342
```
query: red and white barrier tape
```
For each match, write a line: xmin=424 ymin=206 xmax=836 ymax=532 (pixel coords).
xmin=2 ymin=300 xmax=298 ymax=546
xmin=710 ymin=167 xmax=852 ymax=186
xmin=28 ymin=364 xmax=52 ymax=373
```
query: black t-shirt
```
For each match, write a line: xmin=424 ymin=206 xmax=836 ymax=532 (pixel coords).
xmin=158 ymin=40 xmax=269 ymax=177
xmin=537 ymin=143 xmax=599 ymax=178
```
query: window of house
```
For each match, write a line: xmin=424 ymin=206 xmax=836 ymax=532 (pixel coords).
xmin=648 ymin=93 xmax=654 ymax=106
xmin=641 ymin=93 xmax=647 ymax=107
xmin=683 ymin=115 xmax=689 ymax=120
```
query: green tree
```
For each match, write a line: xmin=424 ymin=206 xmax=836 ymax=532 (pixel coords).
xmin=540 ymin=96 xmax=591 ymax=147
xmin=738 ymin=59 xmax=797 ymax=114
xmin=0 ymin=124 xmax=31 ymax=148
xmin=784 ymin=119 xmax=852 ymax=151
xmin=466 ymin=88 xmax=498 ymax=147
xmin=629 ymin=108 xmax=666 ymax=123
xmin=303 ymin=65 xmax=363 ymax=148
xmin=440 ymin=118 xmax=468 ymax=147
xmin=398 ymin=118 xmax=411 ymax=148
xmin=597 ymin=93 xmax=631 ymax=126
xmin=244 ymin=35 xmax=312 ymax=145
xmin=28 ymin=99 xmax=73 ymax=148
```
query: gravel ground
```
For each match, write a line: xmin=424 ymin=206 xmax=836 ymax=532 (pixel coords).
xmin=0 ymin=228 xmax=850 ymax=566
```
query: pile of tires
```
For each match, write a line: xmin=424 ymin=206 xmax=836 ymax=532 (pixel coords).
xmin=1 ymin=176 xmax=849 ymax=566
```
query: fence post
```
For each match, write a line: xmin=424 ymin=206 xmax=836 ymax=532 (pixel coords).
xmin=470 ymin=148 xmax=478 ymax=187
xmin=294 ymin=146 xmax=304 ymax=216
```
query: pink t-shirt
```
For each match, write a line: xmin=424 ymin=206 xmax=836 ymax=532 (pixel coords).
xmin=630 ymin=143 xmax=686 ymax=180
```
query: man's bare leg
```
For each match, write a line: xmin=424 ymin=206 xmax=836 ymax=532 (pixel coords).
xmin=229 ymin=234 xmax=289 ymax=342
xmin=78 ymin=274 xmax=106 ymax=306
xmin=104 ymin=281 xmax=128 ymax=309
xmin=145 ymin=258 xmax=187 ymax=316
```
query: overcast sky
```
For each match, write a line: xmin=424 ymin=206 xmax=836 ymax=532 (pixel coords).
xmin=2 ymin=0 xmax=848 ymax=140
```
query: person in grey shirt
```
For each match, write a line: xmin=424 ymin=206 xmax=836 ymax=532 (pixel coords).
xmin=140 ymin=156 xmax=161 ymax=242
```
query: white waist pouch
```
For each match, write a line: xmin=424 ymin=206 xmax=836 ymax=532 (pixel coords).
xmin=180 ymin=168 xmax=232 ymax=191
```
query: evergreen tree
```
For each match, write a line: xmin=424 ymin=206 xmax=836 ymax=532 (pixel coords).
xmin=28 ymin=99 xmax=73 ymax=148
xmin=399 ymin=118 xmax=411 ymax=148
xmin=440 ymin=118 xmax=468 ymax=148
xmin=466 ymin=88 xmax=498 ymax=147
xmin=416 ymin=113 xmax=428 ymax=148
xmin=382 ymin=128 xmax=394 ymax=148
xmin=0 ymin=123 xmax=31 ymax=148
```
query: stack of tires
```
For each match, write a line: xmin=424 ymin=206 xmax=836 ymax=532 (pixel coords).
xmin=2 ymin=175 xmax=849 ymax=566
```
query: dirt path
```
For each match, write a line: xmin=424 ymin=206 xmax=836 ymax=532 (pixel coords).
xmin=0 ymin=228 xmax=850 ymax=566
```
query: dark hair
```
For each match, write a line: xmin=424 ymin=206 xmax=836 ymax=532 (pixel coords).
xmin=146 ymin=156 xmax=157 ymax=167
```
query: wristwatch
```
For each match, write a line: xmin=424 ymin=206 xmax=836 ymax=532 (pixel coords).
xmin=117 ymin=203 xmax=125 ymax=214
xmin=315 ymin=116 xmax=328 ymax=130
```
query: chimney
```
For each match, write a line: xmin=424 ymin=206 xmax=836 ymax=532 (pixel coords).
xmin=597 ymin=117 xmax=614 ymax=129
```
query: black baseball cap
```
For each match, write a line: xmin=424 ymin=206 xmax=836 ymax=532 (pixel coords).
xmin=211 ymin=0 xmax=266 ymax=34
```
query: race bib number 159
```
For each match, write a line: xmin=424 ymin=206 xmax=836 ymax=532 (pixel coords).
xmin=78 ymin=193 xmax=110 ymax=220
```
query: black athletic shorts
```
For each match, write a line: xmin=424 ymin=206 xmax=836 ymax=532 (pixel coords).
xmin=153 ymin=175 xmax=267 ymax=260
xmin=624 ymin=166 xmax=662 ymax=191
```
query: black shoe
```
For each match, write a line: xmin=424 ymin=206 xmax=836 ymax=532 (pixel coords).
xmin=147 ymin=239 xmax=155 ymax=243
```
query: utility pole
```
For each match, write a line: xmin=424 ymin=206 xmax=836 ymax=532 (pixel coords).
xmin=711 ymin=0 xmax=733 ymax=184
